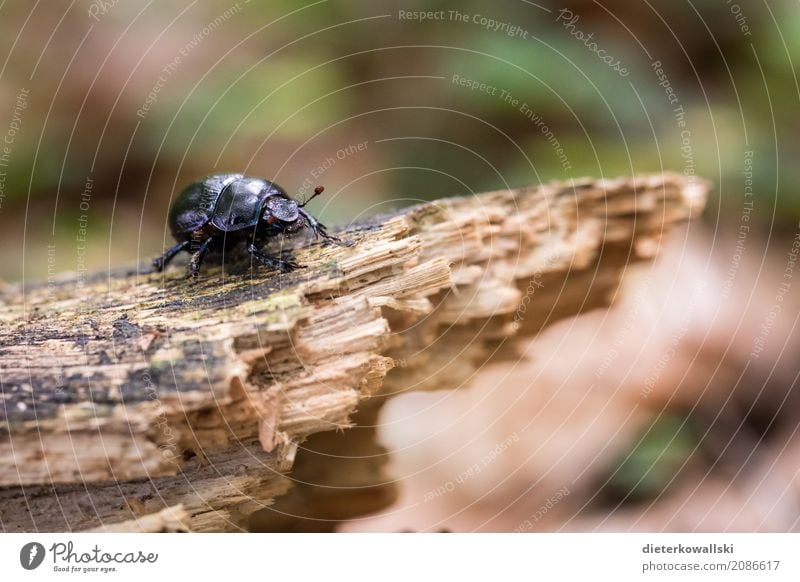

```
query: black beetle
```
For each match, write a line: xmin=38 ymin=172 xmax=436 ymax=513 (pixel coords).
xmin=153 ymin=174 xmax=342 ymax=277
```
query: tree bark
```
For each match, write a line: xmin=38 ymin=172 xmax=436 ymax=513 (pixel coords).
xmin=0 ymin=173 xmax=708 ymax=532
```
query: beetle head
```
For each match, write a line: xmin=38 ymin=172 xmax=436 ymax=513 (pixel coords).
xmin=265 ymin=194 xmax=299 ymax=222
xmin=261 ymin=185 xmax=327 ymax=235
xmin=263 ymin=194 xmax=306 ymax=233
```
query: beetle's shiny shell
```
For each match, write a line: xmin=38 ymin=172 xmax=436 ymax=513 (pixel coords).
xmin=168 ymin=174 xmax=289 ymax=240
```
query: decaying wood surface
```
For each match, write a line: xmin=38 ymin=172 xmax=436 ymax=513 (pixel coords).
xmin=85 ymin=504 xmax=189 ymax=533
xmin=0 ymin=173 xmax=708 ymax=532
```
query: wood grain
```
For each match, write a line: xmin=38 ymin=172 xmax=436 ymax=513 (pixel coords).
xmin=0 ymin=173 xmax=708 ymax=531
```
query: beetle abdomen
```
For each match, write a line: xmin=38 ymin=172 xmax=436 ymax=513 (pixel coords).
xmin=168 ymin=174 xmax=241 ymax=238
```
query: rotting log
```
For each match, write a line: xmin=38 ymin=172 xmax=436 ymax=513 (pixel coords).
xmin=0 ymin=173 xmax=708 ymax=532
xmin=85 ymin=504 xmax=189 ymax=533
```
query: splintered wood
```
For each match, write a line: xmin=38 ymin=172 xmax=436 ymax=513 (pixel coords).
xmin=0 ymin=174 xmax=708 ymax=531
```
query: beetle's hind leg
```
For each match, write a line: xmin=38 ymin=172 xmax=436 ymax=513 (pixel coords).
xmin=189 ymin=237 xmax=214 ymax=279
xmin=247 ymin=244 xmax=301 ymax=273
xmin=153 ymin=240 xmax=190 ymax=272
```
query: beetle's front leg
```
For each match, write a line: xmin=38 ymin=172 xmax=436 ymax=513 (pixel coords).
xmin=314 ymin=222 xmax=343 ymax=244
xmin=247 ymin=244 xmax=301 ymax=273
xmin=299 ymin=209 xmax=352 ymax=246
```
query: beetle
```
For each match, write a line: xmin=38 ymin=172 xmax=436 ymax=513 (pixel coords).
xmin=153 ymin=174 xmax=342 ymax=278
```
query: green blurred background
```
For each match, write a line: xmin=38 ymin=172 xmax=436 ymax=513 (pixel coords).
xmin=0 ymin=0 xmax=795 ymax=281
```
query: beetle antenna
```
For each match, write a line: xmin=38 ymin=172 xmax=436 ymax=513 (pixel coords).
xmin=299 ymin=185 xmax=324 ymax=207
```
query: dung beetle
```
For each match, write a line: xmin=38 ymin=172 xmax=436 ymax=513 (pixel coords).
xmin=153 ymin=174 xmax=343 ymax=278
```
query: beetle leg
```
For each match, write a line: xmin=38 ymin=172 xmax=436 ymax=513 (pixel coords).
xmin=153 ymin=241 xmax=190 ymax=272
xmin=189 ymin=237 xmax=214 ymax=278
xmin=299 ymin=208 xmax=352 ymax=246
xmin=298 ymin=208 xmax=331 ymax=240
xmin=247 ymin=244 xmax=301 ymax=273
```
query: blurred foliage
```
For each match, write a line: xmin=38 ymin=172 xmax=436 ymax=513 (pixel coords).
xmin=0 ymin=0 xmax=798 ymax=280
xmin=601 ymin=414 xmax=697 ymax=504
